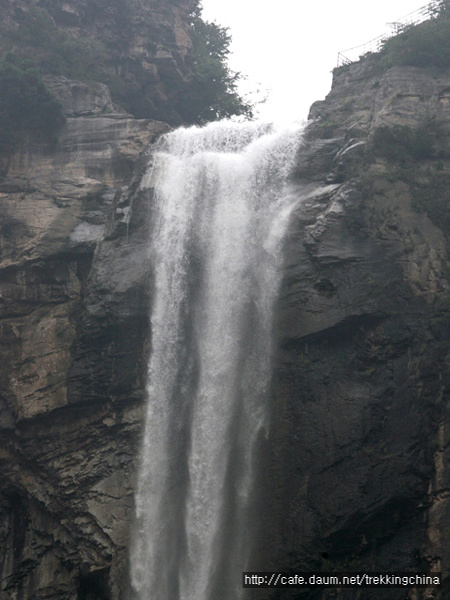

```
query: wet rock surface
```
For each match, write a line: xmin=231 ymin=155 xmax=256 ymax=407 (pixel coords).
xmin=0 ymin=78 xmax=166 ymax=600
xmin=259 ymin=62 xmax=450 ymax=600
xmin=0 ymin=0 xmax=197 ymax=124
xmin=0 ymin=58 xmax=450 ymax=600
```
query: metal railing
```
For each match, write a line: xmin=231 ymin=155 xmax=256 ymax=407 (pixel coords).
xmin=336 ymin=0 xmax=443 ymax=67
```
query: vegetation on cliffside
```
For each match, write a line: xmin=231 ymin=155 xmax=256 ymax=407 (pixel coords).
xmin=327 ymin=1 xmax=450 ymax=242
xmin=334 ymin=0 xmax=450 ymax=75
xmin=379 ymin=0 xmax=449 ymax=68
xmin=0 ymin=2 xmax=251 ymax=128
xmin=2 ymin=7 xmax=109 ymax=81
xmin=0 ymin=58 xmax=65 ymax=173
xmin=177 ymin=5 xmax=253 ymax=123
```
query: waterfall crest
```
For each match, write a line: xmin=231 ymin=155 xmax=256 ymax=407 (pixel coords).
xmin=130 ymin=120 xmax=303 ymax=600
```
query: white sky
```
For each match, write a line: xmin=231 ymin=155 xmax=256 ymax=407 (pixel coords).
xmin=200 ymin=0 xmax=431 ymax=122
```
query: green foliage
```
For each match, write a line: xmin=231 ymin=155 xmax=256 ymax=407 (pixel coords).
xmin=3 ymin=7 xmax=130 ymax=111
xmin=379 ymin=1 xmax=450 ymax=69
xmin=0 ymin=59 xmax=65 ymax=160
xmin=4 ymin=7 xmax=109 ymax=82
xmin=176 ymin=6 xmax=253 ymax=123
xmin=4 ymin=5 xmax=252 ymax=124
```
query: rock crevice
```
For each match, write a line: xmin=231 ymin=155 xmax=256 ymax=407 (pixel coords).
xmin=0 ymin=53 xmax=449 ymax=600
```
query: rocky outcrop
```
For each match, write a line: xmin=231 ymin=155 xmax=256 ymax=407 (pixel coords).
xmin=0 ymin=78 xmax=166 ymax=600
xmin=0 ymin=51 xmax=450 ymax=600
xmin=0 ymin=0 xmax=197 ymax=123
xmin=260 ymin=62 xmax=450 ymax=599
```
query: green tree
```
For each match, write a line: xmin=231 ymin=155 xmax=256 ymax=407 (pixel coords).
xmin=1 ymin=4 xmax=253 ymax=126
xmin=177 ymin=6 xmax=253 ymax=123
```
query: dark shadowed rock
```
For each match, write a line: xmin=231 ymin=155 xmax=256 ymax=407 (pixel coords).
xmin=0 ymin=77 xmax=167 ymax=600
xmin=0 ymin=0 xmax=197 ymax=124
xmin=0 ymin=46 xmax=450 ymax=600
xmin=257 ymin=61 xmax=450 ymax=600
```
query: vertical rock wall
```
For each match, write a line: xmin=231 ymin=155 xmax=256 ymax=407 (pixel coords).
xmin=0 ymin=25 xmax=449 ymax=600
xmin=0 ymin=79 xmax=166 ymax=600
xmin=0 ymin=0 xmax=198 ymax=123
xmin=261 ymin=62 xmax=450 ymax=599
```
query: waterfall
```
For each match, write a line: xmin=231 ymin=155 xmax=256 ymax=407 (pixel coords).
xmin=130 ymin=120 xmax=303 ymax=600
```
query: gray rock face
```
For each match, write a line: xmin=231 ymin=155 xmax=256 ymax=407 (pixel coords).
xmin=260 ymin=62 xmax=450 ymax=599
xmin=0 ymin=0 xmax=197 ymax=123
xmin=0 ymin=60 xmax=450 ymax=600
xmin=44 ymin=77 xmax=120 ymax=117
xmin=0 ymin=77 xmax=167 ymax=600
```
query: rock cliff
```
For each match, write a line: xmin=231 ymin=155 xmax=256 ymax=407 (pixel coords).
xmin=0 ymin=31 xmax=449 ymax=600
xmin=0 ymin=0 xmax=197 ymax=124
xmin=0 ymin=78 xmax=167 ymax=600
xmin=261 ymin=61 xmax=450 ymax=599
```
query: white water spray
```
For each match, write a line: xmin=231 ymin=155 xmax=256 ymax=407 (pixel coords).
xmin=130 ymin=120 xmax=303 ymax=600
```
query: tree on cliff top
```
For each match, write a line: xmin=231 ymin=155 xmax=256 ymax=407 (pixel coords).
xmin=0 ymin=3 xmax=252 ymax=127
xmin=177 ymin=5 xmax=253 ymax=123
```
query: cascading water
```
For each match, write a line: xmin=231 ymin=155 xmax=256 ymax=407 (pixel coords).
xmin=130 ymin=120 xmax=303 ymax=600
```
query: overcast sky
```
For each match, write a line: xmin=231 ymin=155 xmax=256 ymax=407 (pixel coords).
xmin=200 ymin=0 xmax=431 ymax=122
